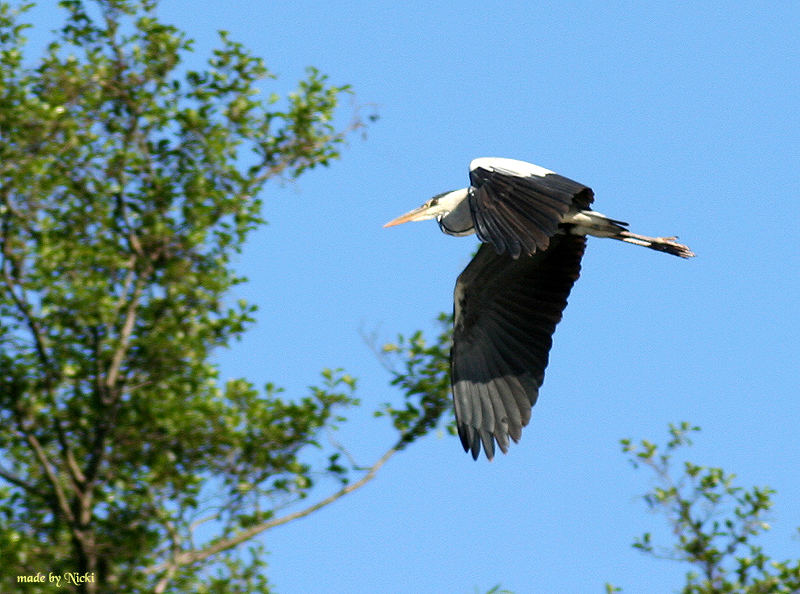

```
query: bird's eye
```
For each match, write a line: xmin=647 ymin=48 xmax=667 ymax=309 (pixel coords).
xmin=429 ymin=198 xmax=438 ymax=206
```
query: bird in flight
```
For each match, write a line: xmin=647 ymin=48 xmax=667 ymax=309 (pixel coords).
xmin=384 ymin=157 xmax=694 ymax=460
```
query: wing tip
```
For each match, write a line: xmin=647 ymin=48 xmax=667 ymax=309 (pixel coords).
xmin=459 ymin=422 xmax=513 ymax=461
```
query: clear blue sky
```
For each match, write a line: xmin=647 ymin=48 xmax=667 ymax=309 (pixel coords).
xmin=25 ymin=1 xmax=800 ymax=592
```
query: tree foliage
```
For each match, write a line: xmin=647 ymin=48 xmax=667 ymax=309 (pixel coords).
xmin=11 ymin=4 xmax=795 ymax=594
xmin=377 ymin=312 xmax=453 ymax=447
xmin=608 ymin=423 xmax=800 ymax=593
xmin=0 ymin=1 xmax=437 ymax=591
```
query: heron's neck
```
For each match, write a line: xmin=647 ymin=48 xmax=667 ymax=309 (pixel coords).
xmin=437 ymin=188 xmax=474 ymax=237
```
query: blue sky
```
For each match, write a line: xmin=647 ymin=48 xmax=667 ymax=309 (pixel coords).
xmin=24 ymin=1 xmax=800 ymax=592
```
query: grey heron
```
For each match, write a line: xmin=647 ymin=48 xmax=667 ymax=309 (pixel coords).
xmin=384 ymin=157 xmax=694 ymax=460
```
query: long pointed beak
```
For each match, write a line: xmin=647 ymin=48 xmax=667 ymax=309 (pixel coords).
xmin=383 ymin=204 xmax=431 ymax=228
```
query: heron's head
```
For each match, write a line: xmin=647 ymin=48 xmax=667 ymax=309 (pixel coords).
xmin=383 ymin=189 xmax=468 ymax=227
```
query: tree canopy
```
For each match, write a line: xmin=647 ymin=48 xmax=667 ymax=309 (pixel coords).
xmin=608 ymin=423 xmax=800 ymax=594
xmin=0 ymin=1 xmax=445 ymax=591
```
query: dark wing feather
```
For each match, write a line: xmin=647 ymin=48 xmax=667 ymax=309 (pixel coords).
xmin=451 ymin=234 xmax=587 ymax=460
xmin=468 ymin=164 xmax=594 ymax=258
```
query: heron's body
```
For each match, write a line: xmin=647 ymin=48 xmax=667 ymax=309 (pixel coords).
xmin=385 ymin=157 xmax=693 ymax=460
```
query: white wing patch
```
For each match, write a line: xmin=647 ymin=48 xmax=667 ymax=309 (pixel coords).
xmin=469 ymin=157 xmax=555 ymax=179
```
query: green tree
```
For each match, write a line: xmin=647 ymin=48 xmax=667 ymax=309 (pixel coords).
xmin=0 ymin=1 xmax=442 ymax=591
xmin=608 ymin=423 xmax=800 ymax=593
xmin=383 ymin=317 xmax=800 ymax=594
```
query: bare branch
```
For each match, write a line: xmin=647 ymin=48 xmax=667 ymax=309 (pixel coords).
xmin=18 ymin=423 xmax=76 ymax=526
xmin=0 ymin=239 xmax=53 ymax=381
xmin=54 ymin=418 xmax=87 ymax=486
xmin=145 ymin=444 xmax=398 ymax=577
xmin=152 ymin=513 xmax=183 ymax=594
xmin=104 ymin=276 xmax=145 ymax=397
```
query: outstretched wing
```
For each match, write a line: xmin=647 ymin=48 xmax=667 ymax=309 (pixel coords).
xmin=451 ymin=234 xmax=587 ymax=460
xmin=468 ymin=157 xmax=594 ymax=258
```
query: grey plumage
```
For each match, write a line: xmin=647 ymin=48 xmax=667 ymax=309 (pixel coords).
xmin=452 ymin=235 xmax=586 ymax=459
xmin=468 ymin=163 xmax=592 ymax=257
xmin=384 ymin=157 xmax=693 ymax=460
